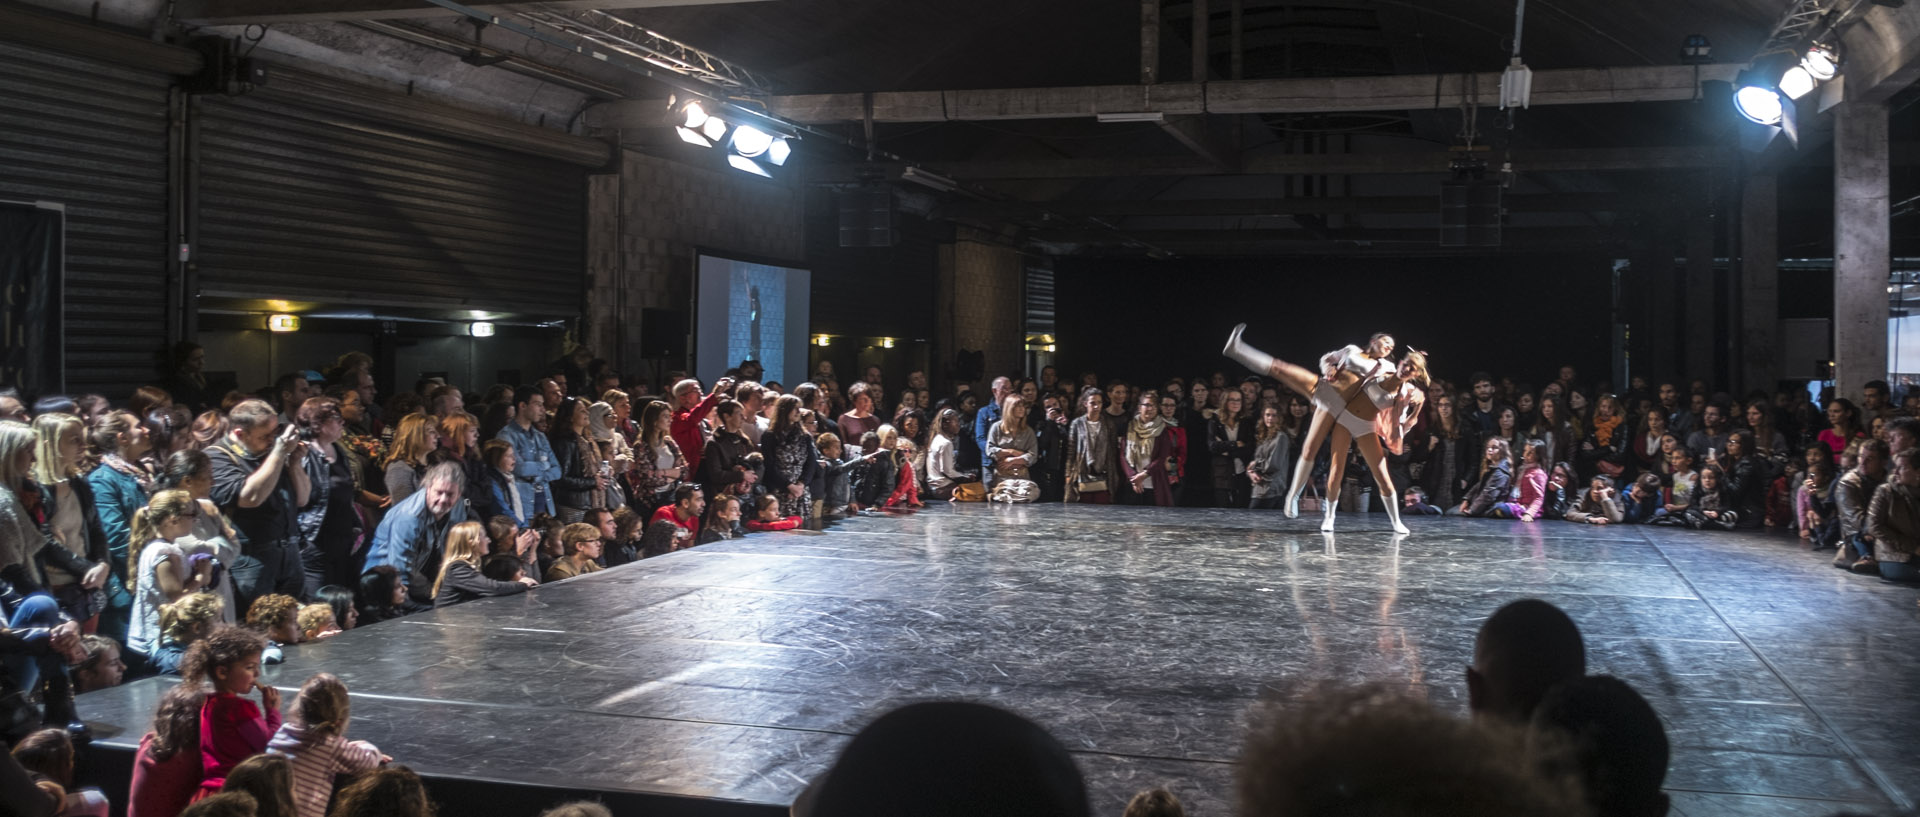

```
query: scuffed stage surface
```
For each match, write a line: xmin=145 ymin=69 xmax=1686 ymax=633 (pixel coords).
xmin=80 ymin=505 xmax=1920 ymax=815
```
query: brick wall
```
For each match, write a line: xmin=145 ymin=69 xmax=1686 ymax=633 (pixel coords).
xmin=585 ymin=149 xmax=804 ymax=377
xmin=936 ymin=228 xmax=1026 ymax=391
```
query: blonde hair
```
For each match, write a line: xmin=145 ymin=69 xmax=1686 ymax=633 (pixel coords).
xmin=297 ymin=604 xmax=337 ymax=640
xmin=431 ymin=520 xmax=490 ymax=597
xmin=128 ymin=490 xmax=196 ymax=591
xmin=999 ymin=396 xmax=1029 ymax=433
xmin=384 ymin=414 xmax=435 ymax=469
xmin=31 ymin=413 xmax=85 ymax=482
xmin=875 ymin=424 xmax=899 ymax=449
xmin=0 ymin=420 xmax=36 ymax=488
xmin=159 ymin=593 xmax=224 ymax=644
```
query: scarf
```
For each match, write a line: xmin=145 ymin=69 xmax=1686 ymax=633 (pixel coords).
xmin=1591 ymin=413 xmax=1623 ymax=447
xmin=587 ymin=402 xmax=618 ymax=443
xmin=1126 ymin=416 xmax=1167 ymax=469
xmin=101 ymin=452 xmax=155 ymax=493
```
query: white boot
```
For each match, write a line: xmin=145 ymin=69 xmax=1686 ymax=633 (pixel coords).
xmin=1321 ymin=501 xmax=1338 ymax=532
xmin=1384 ymin=497 xmax=1410 ymax=535
xmin=1223 ymin=323 xmax=1275 ymax=376
xmin=1284 ymin=489 xmax=1300 ymax=519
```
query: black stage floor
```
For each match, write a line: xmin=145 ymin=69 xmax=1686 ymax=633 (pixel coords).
xmin=79 ymin=505 xmax=1920 ymax=816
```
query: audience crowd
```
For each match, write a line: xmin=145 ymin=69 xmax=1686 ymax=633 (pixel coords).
xmin=0 ymin=338 xmax=1912 ymax=816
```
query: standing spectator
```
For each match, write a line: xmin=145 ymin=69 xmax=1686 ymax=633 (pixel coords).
xmin=495 ymin=386 xmax=559 ymax=522
xmin=88 ymin=409 xmax=156 ymax=639
xmin=1066 ymin=390 xmax=1117 ymax=504
xmin=761 ymin=395 xmax=820 ymax=524
xmin=838 ymin=383 xmax=883 ymax=454
xmin=1863 ymin=379 xmax=1898 ymax=424
xmin=1209 ymin=390 xmax=1256 ymax=508
xmin=274 ymin=374 xmax=318 ymax=428
xmin=697 ymin=400 xmax=762 ymax=502
xmin=380 ymin=415 xmax=436 ymax=506
xmin=29 ymin=414 xmax=110 ymax=628
xmin=291 ymin=399 xmax=362 ymax=597
xmin=1120 ymin=394 xmax=1174 ymax=507
xmin=1248 ymin=405 xmax=1292 ymax=510
xmin=546 ymin=397 xmax=605 ymax=523
xmin=207 ymin=400 xmax=311 ymax=611
xmin=1531 ymin=396 xmax=1576 ymax=474
xmin=670 ymin=377 xmax=734 ymax=475
xmin=362 ymin=462 xmax=468 ymax=604
xmin=165 ymin=342 xmax=213 ymax=414
xmin=1422 ymin=393 xmax=1474 ymax=510
xmin=630 ymin=400 xmax=688 ymax=514
xmin=1466 ymin=373 xmax=1503 ymax=436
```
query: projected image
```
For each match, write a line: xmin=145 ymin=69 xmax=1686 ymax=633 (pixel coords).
xmin=695 ymin=254 xmax=810 ymax=386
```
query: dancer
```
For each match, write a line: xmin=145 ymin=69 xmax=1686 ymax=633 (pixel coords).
xmin=1223 ymin=325 xmax=1426 ymax=532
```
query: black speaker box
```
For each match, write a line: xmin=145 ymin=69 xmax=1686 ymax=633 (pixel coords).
xmin=1440 ymin=180 xmax=1503 ymax=247
xmin=838 ymin=188 xmax=897 ymax=247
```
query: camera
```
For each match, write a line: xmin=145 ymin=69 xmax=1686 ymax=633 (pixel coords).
xmin=294 ymin=425 xmax=317 ymax=442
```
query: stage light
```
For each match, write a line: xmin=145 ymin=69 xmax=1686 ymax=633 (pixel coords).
xmin=267 ymin=314 xmax=300 ymax=332
xmin=1779 ymin=64 xmax=1816 ymax=99
xmin=1733 ymin=54 xmax=1798 ymax=126
xmin=1733 ymin=84 xmax=1784 ymax=125
xmin=766 ymin=137 xmax=791 ymax=166
xmin=731 ymin=124 xmax=774 ymax=158
xmin=1802 ymin=42 xmax=1840 ymax=81
xmin=701 ymin=116 xmax=727 ymax=142
xmin=469 ymin=321 xmax=495 ymax=338
xmin=676 ymin=127 xmax=712 ymax=147
xmin=727 ymin=154 xmax=771 ymax=177
xmin=1681 ymin=34 xmax=1712 ymax=65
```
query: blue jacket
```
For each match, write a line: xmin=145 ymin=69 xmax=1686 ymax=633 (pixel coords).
xmin=494 ymin=421 xmax=560 ymax=519
xmin=363 ymin=489 xmax=469 ymax=599
xmin=973 ymin=401 xmax=1002 ymax=461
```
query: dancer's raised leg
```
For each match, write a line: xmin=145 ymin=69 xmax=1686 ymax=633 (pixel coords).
xmin=1355 ymin=435 xmax=1409 ymax=535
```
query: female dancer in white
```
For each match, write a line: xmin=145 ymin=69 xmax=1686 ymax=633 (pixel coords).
xmin=1223 ymin=326 xmax=1427 ymax=532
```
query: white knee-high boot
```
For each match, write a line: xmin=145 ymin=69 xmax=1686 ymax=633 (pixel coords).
xmin=1383 ymin=493 xmax=1409 ymax=535
xmin=1282 ymin=457 xmax=1314 ymax=519
xmin=1321 ymin=499 xmax=1338 ymax=532
xmin=1223 ymin=324 xmax=1275 ymax=376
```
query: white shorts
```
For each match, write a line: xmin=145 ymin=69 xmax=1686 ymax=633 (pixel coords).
xmin=1312 ymin=380 xmax=1345 ymax=414
xmin=1335 ymin=409 xmax=1376 ymax=438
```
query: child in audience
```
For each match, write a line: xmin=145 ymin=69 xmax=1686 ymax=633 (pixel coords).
xmin=1657 ymin=448 xmax=1699 ymax=521
xmin=356 ymin=566 xmax=410 ymax=626
xmin=1541 ymin=462 xmax=1575 ymax=521
xmin=1564 ymin=475 xmax=1624 ymax=525
xmin=244 ymin=595 xmax=303 ymax=664
xmin=1622 ymin=473 xmax=1664 ymax=524
xmin=746 ymin=494 xmax=803 ymax=532
xmin=1686 ymin=464 xmax=1738 ymax=530
xmin=296 ymin=605 xmax=339 ymax=642
xmin=883 ymin=438 xmax=924 ymax=509
xmin=73 ymin=634 xmax=127 ymax=693
xmin=480 ymin=554 xmax=526 ymax=583
xmin=129 ymin=489 xmax=214 ymax=659
xmin=1491 ymin=440 xmax=1551 ymax=522
xmin=219 ymin=754 xmax=294 ymax=817
xmin=1123 ymin=787 xmax=1185 ymax=817
xmin=188 ymin=627 xmax=281 ymax=796
xmin=154 ymin=593 xmax=225 ymax=676
xmin=130 ymin=685 xmax=207 ymax=817
xmin=178 ymin=793 xmax=256 ymax=817
xmin=817 ymin=433 xmax=881 ymax=518
xmin=1801 ymin=458 xmax=1840 ymax=546
xmin=433 ymin=520 xmax=537 ymax=606
xmin=1766 ymin=458 xmax=1802 ymax=531
xmin=327 ymin=765 xmax=435 ymax=817
xmin=12 ymin=728 xmax=109 ymax=817
xmin=266 ymin=673 xmax=389 ymax=817
xmin=698 ymin=494 xmax=743 ymax=544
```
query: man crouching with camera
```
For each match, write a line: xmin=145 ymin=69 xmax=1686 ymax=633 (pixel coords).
xmin=208 ymin=399 xmax=313 ymax=612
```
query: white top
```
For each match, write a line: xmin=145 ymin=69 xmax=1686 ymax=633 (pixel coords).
xmin=927 ymin=434 xmax=963 ymax=488
xmin=175 ymin=504 xmax=240 ymax=624
xmin=1320 ymin=345 xmax=1389 ymax=382
xmin=129 ymin=538 xmax=188 ymax=656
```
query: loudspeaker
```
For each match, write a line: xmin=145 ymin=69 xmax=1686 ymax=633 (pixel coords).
xmin=838 ymin=188 xmax=897 ymax=247
xmin=1440 ymin=180 xmax=1503 ymax=247
xmin=640 ymin=308 xmax=687 ymax=359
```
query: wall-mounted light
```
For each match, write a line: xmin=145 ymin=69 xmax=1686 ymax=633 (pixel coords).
xmin=267 ymin=314 xmax=300 ymax=333
xmin=814 ymin=334 xmax=832 ymax=347
xmin=469 ymin=321 xmax=495 ymax=338
xmin=881 ymin=338 xmax=896 ymax=349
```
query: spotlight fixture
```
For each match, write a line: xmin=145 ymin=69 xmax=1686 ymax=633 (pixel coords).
xmin=267 ymin=314 xmax=300 ymax=333
xmin=1778 ymin=64 xmax=1816 ymax=100
xmin=1732 ymin=53 xmax=1800 ymax=125
xmin=469 ymin=321 xmax=495 ymax=338
xmin=672 ymin=97 xmax=726 ymax=148
xmin=1681 ymin=34 xmax=1712 ymax=65
xmin=765 ymin=137 xmax=791 ymax=166
xmin=1801 ymin=41 xmax=1840 ymax=81
xmin=1733 ymin=82 xmax=1784 ymax=125
xmin=730 ymin=124 xmax=774 ymax=158
xmin=727 ymin=153 xmax=771 ymax=177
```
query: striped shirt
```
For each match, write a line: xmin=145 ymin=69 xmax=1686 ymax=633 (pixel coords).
xmin=266 ymin=723 xmax=385 ymax=817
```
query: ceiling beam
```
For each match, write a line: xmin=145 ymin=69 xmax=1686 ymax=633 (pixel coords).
xmin=1029 ymin=226 xmax=1619 ymax=244
xmin=596 ymin=63 xmax=1742 ymax=126
xmin=810 ymin=146 xmax=1734 ymax=182
xmin=938 ymin=192 xmax=1678 ymax=220
xmin=174 ymin=0 xmax=775 ymax=25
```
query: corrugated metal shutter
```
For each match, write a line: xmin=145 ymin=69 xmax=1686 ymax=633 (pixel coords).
xmin=193 ymin=90 xmax=586 ymax=315
xmin=0 ymin=41 xmax=172 ymax=396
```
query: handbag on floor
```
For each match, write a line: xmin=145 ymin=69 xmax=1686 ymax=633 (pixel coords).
xmin=952 ymin=482 xmax=988 ymax=502
xmin=990 ymin=479 xmax=1039 ymax=503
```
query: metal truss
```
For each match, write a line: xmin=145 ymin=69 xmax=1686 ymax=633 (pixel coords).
xmin=513 ymin=8 xmax=774 ymax=94
xmin=1756 ymin=0 xmax=1840 ymax=55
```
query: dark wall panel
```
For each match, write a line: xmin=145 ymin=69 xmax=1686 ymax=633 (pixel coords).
xmin=0 ymin=41 xmax=171 ymax=396
xmin=194 ymin=92 xmax=586 ymax=315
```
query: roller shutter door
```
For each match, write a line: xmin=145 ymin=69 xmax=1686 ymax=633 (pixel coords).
xmin=193 ymin=89 xmax=586 ymax=315
xmin=0 ymin=41 xmax=172 ymax=396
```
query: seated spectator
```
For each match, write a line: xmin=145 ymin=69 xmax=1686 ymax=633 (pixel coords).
xmin=28 ymin=412 xmax=112 ymax=629
xmin=746 ymin=494 xmax=803 ymax=532
xmin=130 ymin=683 xmax=207 ymax=817
xmin=179 ymin=792 xmax=255 ymax=817
xmin=1490 ymin=440 xmax=1550 ymax=521
xmin=296 ymin=605 xmax=338 ymax=641
xmin=1238 ymin=685 xmax=1583 ymax=817
xmin=637 ymin=520 xmax=679 ymax=560
xmin=1468 ymin=599 xmax=1585 ymax=723
xmin=327 ymin=765 xmax=435 ymax=817
xmin=1684 ymin=402 xmax=1731 ymax=461
xmin=152 ymin=593 xmax=224 ymax=676
xmin=266 ymin=673 xmax=389 ymax=817
xmin=1684 ymin=464 xmax=1739 ymax=531
xmin=1528 ymin=675 xmax=1670 ymax=817
xmin=363 ymin=462 xmax=469 ymax=604
xmin=355 ymin=566 xmax=411 ymax=626
xmin=313 ymin=585 xmax=357 ymax=632
xmin=72 ymin=634 xmax=126 ymax=693
xmin=433 ymin=520 xmax=536 ymax=607
xmin=157 ymin=450 xmax=243 ymax=627
xmin=245 ymin=594 xmax=302 ymax=664
xmin=604 ymin=507 xmax=643 ymax=566
xmin=1458 ymin=438 xmax=1514 ymax=517
xmin=1835 ymin=439 xmax=1889 ymax=571
xmin=1718 ymin=429 xmax=1774 ymax=528
xmin=1801 ymin=458 xmax=1840 ymax=547
xmin=796 ymin=701 xmax=1088 ymax=817
xmin=649 ymin=485 xmax=704 ymax=551
xmin=1402 ymin=486 xmax=1445 ymax=516
xmin=479 ymin=554 xmax=526 ymax=584
xmin=12 ymin=728 xmax=109 ymax=817
xmin=219 ymin=754 xmax=294 ymax=817
xmin=185 ymin=627 xmax=281 ymax=796
xmin=1123 ymin=788 xmax=1184 ymax=817
xmin=1867 ymin=447 xmax=1920 ymax=582
xmin=925 ymin=408 xmax=976 ymax=501
xmin=539 ymin=804 xmax=613 ymax=817
xmin=1564 ymin=475 xmax=1624 ymax=525
xmin=1657 ymin=448 xmax=1699 ymax=521
xmin=543 ymin=523 xmax=605 ymax=583
xmin=698 ymin=494 xmax=743 ymax=544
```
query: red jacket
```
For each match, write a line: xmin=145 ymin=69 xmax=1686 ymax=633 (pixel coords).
xmin=746 ymin=516 xmax=802 ymax=531
xmin=651 ymin=505 xmax=700 ymax=543
xmin=672 ymin=390 xmax=723 ymax=474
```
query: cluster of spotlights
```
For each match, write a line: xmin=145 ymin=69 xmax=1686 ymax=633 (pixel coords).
xmin=673 ymin=98 xmax=792 ymax=177
xmin=1733 ymin=42 xmax=1841 ymax=126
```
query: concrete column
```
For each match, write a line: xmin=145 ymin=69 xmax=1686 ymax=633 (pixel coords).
xmin=935 ymin=229 xmax=1025 ymax=392
xmin=1191 ymin=0 xmax=1208 ymax=81
xmin=585 ymin=169 xmax=625 ymax=371
xmin=1141 ymin=0 xmax=1160 ymax=84
xmin=1833 ymin=101 xmax=1890 ymax=401
xmin=1740 ymin=173 xmax=1779 ymax=395
xmin=1684 ymin=210 xmax=1716 ymax=384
